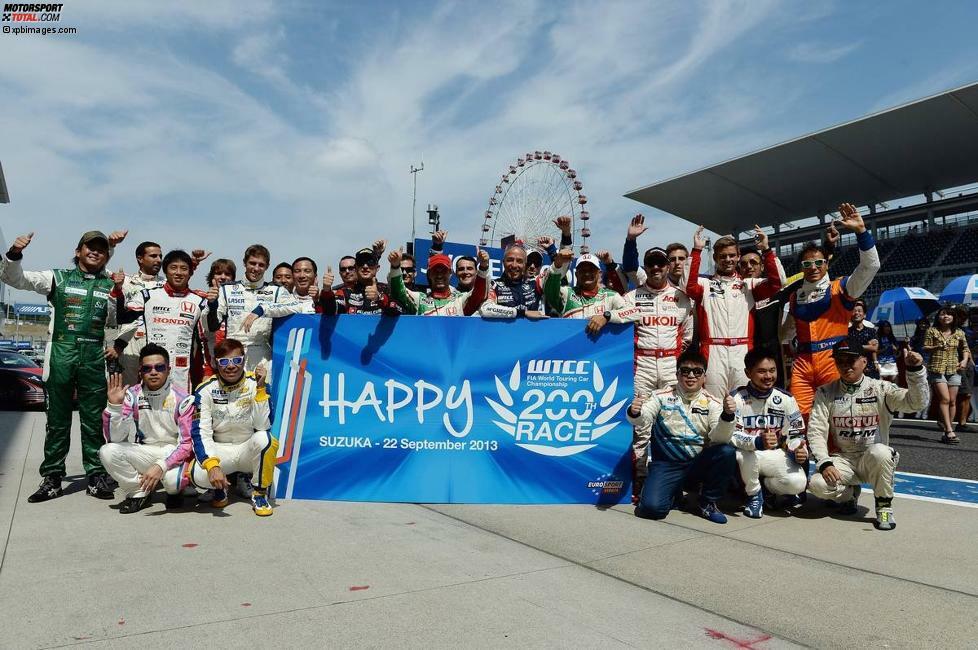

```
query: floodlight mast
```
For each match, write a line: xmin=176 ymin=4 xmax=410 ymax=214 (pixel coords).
xmin=410 ymin=161 xmax=424 ymax=246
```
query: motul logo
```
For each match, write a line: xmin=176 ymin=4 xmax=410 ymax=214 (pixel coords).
xmin=832 ymin=415 xmax=879 ymax=428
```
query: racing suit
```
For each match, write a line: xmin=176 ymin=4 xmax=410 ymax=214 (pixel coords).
xmin=626 ymin=386 xmax=735 ymax=519
xmin=209 ymin=280 xmax=303 ymax=371
xmin=116 ymin=284 xmax=209 ymax=391
xmin=189 ymin=372 xmax=278 ymax=491
xmin=2 ymin=255 xmax=117 ymax=477
xmin=684 ymin=248 xmax=781 ymax=399
xmin=319 ymin=282 xmax=401 ymax=316
xmin=112 ymin=272 xmax=162 ymax=385
xmin=807 ymin=365 xmax=927 ymax=502
xmin=389 ymin=267 xmax=489 ymax=316
xmin=543 ymin=262 xmax=626 ymax=318
xmin=479 ymin=276 xmax=543 ymax=318
xmin=729 ymin=384 xmax=807 ymax=497
xmin=784 ymin=231 xmax=880 ymax=417
xmin=608 ymin=283 xmax=693 ymax=489
xmin=100 ymin=381 xmax=195 ymax=498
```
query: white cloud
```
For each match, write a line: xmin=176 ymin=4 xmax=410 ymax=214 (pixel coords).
xmin=1 ymin=0 xmax=929 ymax=307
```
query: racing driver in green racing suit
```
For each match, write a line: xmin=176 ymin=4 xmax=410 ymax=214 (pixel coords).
xmin=2 ymin=229 xmax=128 ymax=503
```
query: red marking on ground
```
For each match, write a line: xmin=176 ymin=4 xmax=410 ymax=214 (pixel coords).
xmin=117 ymin=618 xmax=126 ymax=626
xmin=182 ymin=543 xmax=199 ymax=548
xmin=241 ymin=602 xmax=252 ymax=607
xmin=349 ymin=585 xmax=370 ymax=591
xmin=704 ymin=628 xmax=772 ymax=648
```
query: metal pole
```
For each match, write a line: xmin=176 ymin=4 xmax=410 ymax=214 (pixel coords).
xmin=410 ymin=161 xmax=424 ymax=246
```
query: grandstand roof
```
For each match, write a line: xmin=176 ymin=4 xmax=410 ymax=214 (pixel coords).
xmin=625 ymin=81 xmax=978 ymax=233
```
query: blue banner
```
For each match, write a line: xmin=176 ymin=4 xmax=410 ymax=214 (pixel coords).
xmin=413 ymin=238 xmax=504 ymax=287
xmin=269 ymin=315 xmax=634 ymax=504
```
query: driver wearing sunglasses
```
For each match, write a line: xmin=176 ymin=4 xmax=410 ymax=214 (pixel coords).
xmin=100 ymin=343 xmax=196 ymax=514
xmin=627 ymin=349 xmax=737 ymax=525
xmin=189 ymin=338 xmax=278 ymax=516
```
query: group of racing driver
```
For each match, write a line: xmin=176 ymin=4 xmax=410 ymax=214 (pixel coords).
xmin=2 ymin=203 xmax=928 ymax=529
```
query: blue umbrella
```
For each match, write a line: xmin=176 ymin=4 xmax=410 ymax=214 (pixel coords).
xmin=871 ymin=287 xmax=940 ymax=325
xmin=939 ymin=274 xmax=978 ymax=307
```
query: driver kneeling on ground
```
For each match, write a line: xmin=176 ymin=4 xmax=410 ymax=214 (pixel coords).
xmin=100 ymin=343 xmax=196 ymax=514
xmin=626 ymin=350 xmax=737 ymax=524
xmin=189 ymin=338 xmax=278 ymax=517
xmin=807 ymin=338 xmax=928 ymax=531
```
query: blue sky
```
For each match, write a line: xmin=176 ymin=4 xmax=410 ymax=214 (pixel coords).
xmin=1 ymin=0 xmax=977 ymax=297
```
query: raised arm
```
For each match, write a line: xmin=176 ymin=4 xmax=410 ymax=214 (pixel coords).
xmin=836 ymin=203 xmax=880 ymax=299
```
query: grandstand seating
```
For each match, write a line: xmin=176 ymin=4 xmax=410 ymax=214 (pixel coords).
xmin=942 ymin=227 xmax=978 ymax=266
xmin=883 ymin=228 xmax=959 ymax=271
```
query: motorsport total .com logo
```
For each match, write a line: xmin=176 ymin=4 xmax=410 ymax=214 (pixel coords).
xmin=2 ymin=3 xmax=63 ymax=21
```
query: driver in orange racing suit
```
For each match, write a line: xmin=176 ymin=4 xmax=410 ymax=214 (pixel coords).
xmin=783 ymin=203 xmax=880 ymax=419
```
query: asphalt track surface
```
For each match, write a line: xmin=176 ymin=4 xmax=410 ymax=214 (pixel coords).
xmin=889 ymin=420 xmax=978 ymax=480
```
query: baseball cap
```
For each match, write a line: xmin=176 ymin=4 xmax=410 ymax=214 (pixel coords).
xmin=643 ymin=247 xmax=669 ymax=266
xmin=77 ymin=231 xmax=109 ymax=248
xmin=832 ymin=338 xmax=866 ymax=358
xmin=428 ymin=254 xmax=452 ymax=271
xmin=526 ymin=251 xmax=544 ymax=267
xmin=354 ymin=247 xmax=377 ymax=266
xmin=576 ymin=253 xmax=601 ymax=269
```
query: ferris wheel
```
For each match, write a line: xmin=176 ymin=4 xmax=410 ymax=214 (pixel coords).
xmin=479 ymin=150 xmax=591 ymax=253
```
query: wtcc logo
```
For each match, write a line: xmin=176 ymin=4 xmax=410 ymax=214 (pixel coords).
xmin=3 ymin=3 xmax=63 ymax=21
xmin=486 ymin=360 xmax=627 ymax=457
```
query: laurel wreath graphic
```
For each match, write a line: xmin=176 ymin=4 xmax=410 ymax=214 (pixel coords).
xmin=485 ymin=361 xmax=628 ymax=457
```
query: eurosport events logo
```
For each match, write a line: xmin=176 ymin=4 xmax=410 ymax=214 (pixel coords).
xmin=486 ymin=359 xmax=628 ymax=457
xmin=3 ymin=3 xmax=76 ymax=35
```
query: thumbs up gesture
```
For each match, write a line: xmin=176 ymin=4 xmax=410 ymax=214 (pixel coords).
xmin=364 ymin=277 xmax=380 ymax=301
xmin=206 ymin=277 xmax=220 ymax=302
xmin=111 ymin=267 xmax=126 ymax=289
xmin=322 ymin=266 xmax=334 ymax=289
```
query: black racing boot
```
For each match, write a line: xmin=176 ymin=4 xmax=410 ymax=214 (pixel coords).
xmin=87 ymin=473 xmax=115 ymax=500
xmin=27 ymin=474 xmax=64 ymax=503
xmin=119 ymin=494 xmax=152 ymax=514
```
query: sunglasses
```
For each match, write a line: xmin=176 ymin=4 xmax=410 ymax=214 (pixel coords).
xmin=216 ymin=356 xmax=245 ymax=368
xmin=402 ymin=267 xmax=416 ymax=274
xmin=801 ymin=259 xmax=827 ymax=269
xmin=740 ymin=259 xmax=761 ymax=266
xmin=678 ymin=366 xmax=705 ymax=377
xmin=339 ymin=266 xmax=356 ymax=273
xmin=139 ymin=363 xmax=168 ymax=374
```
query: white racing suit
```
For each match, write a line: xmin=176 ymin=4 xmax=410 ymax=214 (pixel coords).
xmin=211 ymin=280 xmax=303 ymax=371
xmin=117 ymin=284 xmax=208 ymax=391
xmin=807 ymin=366 xmax=928 ymax=502
xmin=609 ymin=283 xmax=693 ymax=484
xmin=111 ymin=272 xmax=162 ymax=386
xmin=730 ymin=385 xmax=807 ymax=496
xmin=189 ymin=372 xmax=278 ymax=492
xmin=683 ymin=248 xmax=782 ymax=398
xmin=100 ymin=381 xmax=195 ymax=498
